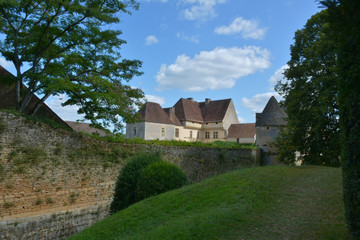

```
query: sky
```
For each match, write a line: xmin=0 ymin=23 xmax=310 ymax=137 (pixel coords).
xmin=1 ymin=0 xmax=322 ymax=128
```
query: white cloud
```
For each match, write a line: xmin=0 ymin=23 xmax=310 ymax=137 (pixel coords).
xmin=156 ymin=46 xmax=271 ymax=92
xmin=268 ymin=65 xmax=288 ymax=90
xmin=145 ymin=35 xmax=159 ymax=45
xmin=176 ymin=32 xmax=199 ymax=43
xmin=0 ymin=57 xmax=13 ymax=68
xmin=145 ymin=94 xmax=166 ymax=106
xmin=45 ymin=94 xmax=85 ymax=122
xmin=236 ymin=110 xmax=247 ymax=123
xmin=242 ymin=92 xmax=281 ymax=114
xmin=180 ymin=0 xmax=227 ymax=22
xmin=215 ymin=17 xmax=267 ymax=40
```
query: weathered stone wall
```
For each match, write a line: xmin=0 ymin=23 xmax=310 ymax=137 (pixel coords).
xmin=0 ymin=112 xmax=259 ymax=239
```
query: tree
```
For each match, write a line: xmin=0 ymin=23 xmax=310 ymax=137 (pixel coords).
xmin=0 ymin=0 xmax=144 ymax=132
xmin=321 ymin=0 xmax=360 ymax=238
xmin=275 ymin=10 xmax=340 ymax=166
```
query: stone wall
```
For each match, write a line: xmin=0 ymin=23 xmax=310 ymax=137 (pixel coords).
xmin=0 ymin=112 xmax=259 ymax=239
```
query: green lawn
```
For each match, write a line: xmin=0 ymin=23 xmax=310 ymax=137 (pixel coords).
xmin=69 ymin=166 xmax=347 ymax=240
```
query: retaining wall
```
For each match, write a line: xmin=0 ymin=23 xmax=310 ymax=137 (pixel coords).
xmin=0 ymin=112 xmax=259 ymax=239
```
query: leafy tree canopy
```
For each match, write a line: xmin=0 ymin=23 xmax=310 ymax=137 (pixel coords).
xmin=275 ymin=9 xmax=340 ymax=166
xmin=321 ymin=0 xmax=360 ymax=237
xmin=0 ymin=0 xmax=144 ymax=132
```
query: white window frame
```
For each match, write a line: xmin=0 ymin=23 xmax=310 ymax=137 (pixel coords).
xmin=161 ymin=128 xmax=166 ymax=137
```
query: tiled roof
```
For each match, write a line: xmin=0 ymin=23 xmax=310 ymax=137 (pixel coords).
xmin=173 ymin=98 xmax=203 ymax=122
xmin=65 ymin=121 xmax=107 ymax=136
xmin=139 ymin=102 xmax=174 ymax=125
xmin=256 ymin=96 xmax=287 ymax=126
xmin=163 ymin=107 xmax=182 ymax=126
xmin=173 ymin=98 xmax=231 ymax=123
xmin=200 ymin=99 xmax=231 ymax=122
xmin=227 ymin=123 xmax=256 ymax=138
xmin=0 ymin=65 xmax=70 ymax=129
xmin=0 ymin=65 xmax=12 ymax=76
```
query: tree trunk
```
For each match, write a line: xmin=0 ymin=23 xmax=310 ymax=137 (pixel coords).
xmin=31 ymin=92 xmax=52 ymax=117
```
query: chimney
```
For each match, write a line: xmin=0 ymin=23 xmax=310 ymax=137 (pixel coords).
xmin=205 ymin=98 xmax=211 ymax=104
xmin=187 ymin=97 xmax=194 ymax=101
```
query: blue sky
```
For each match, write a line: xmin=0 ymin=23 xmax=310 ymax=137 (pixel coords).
xmin=1 ymin=0 xmax=321 ymax=127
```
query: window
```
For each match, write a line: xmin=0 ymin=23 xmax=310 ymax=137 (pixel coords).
xmin=197 ymin=131 xmax=199 ymax=139
xmin=213 ymin=131 xmax=218 ymax=139
xmin=161 ymin=128 xmax=165 ymax=137
xmin=133 ymin=127 xmax=136 ymax=136
xmin=205 ymin=131 xmax=210 ymax=139
xmin=190 ymin=131 xmax=193 ymax=138
xmin=175 ymin=128 xmax=179 ymax=138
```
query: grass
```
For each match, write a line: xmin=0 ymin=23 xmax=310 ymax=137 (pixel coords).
xmin=69 ymin=166 xmax=347 ymax=240
xmin=94 ymin=134 xmax=257 ymax=150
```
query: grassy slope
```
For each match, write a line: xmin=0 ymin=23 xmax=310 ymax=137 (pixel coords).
xmin=70 ymin=166 xmax=347 ymax=240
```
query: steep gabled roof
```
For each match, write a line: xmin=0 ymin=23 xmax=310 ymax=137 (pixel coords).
xmin=173 ymin=98 xmax=203 ymax=122
xmin=139 ymin=102 xmax=174 ymax=125
xmin=227 ymin=123 xmax=256 ymax=138
xmin=0 ymin=65 xmax=70 ymax=129
xmin=0 ymin=65 xmax=12 ymax=77
xmin=200 ymin=99 xmax=231 ymax=122
xmin=256 ymin=96 xmax=287 ymax=126
xmin=173 ymin=98 xmax=231 ymax=123
xmin=163 ymin=107 xmax=182 ymax=126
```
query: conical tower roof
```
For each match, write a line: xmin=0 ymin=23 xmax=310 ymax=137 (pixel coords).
xmin=256 ymin=96 xmax=287 ymax=126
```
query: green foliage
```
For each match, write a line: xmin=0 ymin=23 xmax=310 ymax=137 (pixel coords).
xmin=0 ymin=117 xmax=6 ymax=135
xmin=0 ymin=0 xmax=143 ymax=132
xmin=11 ymin=146 xmax=47 ymax=165
xmin=275 ymin=10 xmax=340 ymax=166
xmin=70 ymin=166 xmax=347 ymax=240
xmin=135 ymin=161 xmax=188 ymax=201
xmin=110 ymin=152 xmax=162 ymax=214
xmin=3 ymin=202 xmax=15 ymax=209
xmin=94 ymin=134 xmax=257 ymax=150
xmin=1 ymin=108 xmax=72 ymax=131
xmin=0 ymin=162 xmax=4 ymax=180
xmin=323 ymin=0 xmax=360 ymax=237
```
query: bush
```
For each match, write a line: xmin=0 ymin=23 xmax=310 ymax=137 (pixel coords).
xmin=110 ymin=152 xmax=162 ymax=214
xmin=135 ymin=161 xmax=188 ymax=202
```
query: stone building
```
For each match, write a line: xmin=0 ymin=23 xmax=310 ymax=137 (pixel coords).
xmin=255 ymin=96 xmax=287 ymax=164
xmin=126 ymin=98 xmax=240 ymax=142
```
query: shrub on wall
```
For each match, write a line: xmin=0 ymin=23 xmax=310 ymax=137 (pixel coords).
xmin=110 ymin=152 xmax=162 ymax=214
xmin=135 ymin=161 xmax=188 ymax=202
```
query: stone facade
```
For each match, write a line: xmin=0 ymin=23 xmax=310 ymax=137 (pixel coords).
xmin=255 ymin=96 xmax=287 ymax=165
xmin=0 ymin=112 xmax=259 ymax=239
xmin=127 ymin=98 xmax=240 ymax=143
